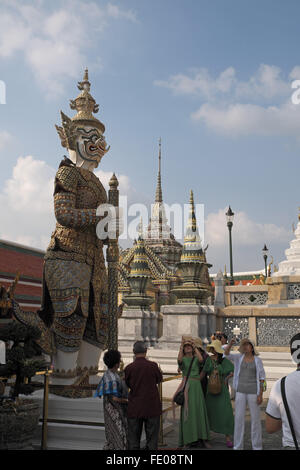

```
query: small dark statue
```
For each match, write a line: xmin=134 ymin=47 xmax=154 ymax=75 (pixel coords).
xmin=0 ymin=306 xmax=47 ymax=449
xmin=0 ymin=321 xmax=46 ymax=399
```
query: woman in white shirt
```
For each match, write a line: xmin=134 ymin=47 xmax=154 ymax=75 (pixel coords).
xmin=224 ymin=338 xmax=266 ymax=450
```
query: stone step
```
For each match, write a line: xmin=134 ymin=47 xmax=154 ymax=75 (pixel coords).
xmin=33 ymin=422 xmax=105 ymax=450
xmin=29 ymin=391 xmax=105 ymax=424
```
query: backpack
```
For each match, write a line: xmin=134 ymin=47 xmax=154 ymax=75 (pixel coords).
xmin=207 ymin=361 xmax=222 ymax=395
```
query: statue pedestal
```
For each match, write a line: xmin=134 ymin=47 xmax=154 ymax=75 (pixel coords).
xmin=158 ymin=304 xmax=216 ymax=350
xmin=118 ymin=307 xmax=157 ymax=348
xmin=28 ymin=390 xmax=105 ymax=450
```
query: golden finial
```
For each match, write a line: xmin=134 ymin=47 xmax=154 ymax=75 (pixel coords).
xmin=268 ymin=256 xmax=273 ymax=277
xmin=77 ymin=67 xmax=91 ymax=92
xmin=109 ymin=173 xmax=118 ymax=188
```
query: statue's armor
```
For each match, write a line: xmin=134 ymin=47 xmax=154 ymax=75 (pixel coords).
xmin=41 ymin=159 xmax=108 ymax=352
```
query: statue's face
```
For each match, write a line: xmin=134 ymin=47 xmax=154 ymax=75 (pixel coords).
xmin=72 ymin=126 xmax=108 ymax=169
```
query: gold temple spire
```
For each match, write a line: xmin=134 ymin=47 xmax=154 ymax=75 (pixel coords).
xmin=184 ymin=190 xmax=198 ymax=243
xmin=188 ymin=189 xmax=197 ymax=233
xmin=155 ymin=137 xmax=163 ymax=203
xmin=180 ymin=190 xmax=203 ymax=262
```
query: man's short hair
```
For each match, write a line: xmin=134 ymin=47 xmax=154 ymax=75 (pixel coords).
xmin=290 ymin=333 xmax=300 ymax=365
xmin=133 ymin=341 xmax=147 ymax=354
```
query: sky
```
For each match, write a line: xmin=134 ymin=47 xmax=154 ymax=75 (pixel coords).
xmin=1 ymin=0 xmax=300 ymax=273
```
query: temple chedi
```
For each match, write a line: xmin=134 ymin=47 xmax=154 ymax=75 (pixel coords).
xmin=158 ymin=189 xmax=215 ymax=349
xmin=171 ymin=190 xmax=213 ymax=305
xmin=273 ymin=210 xmax=300 ymax=276
xmin=118 ymin=143 xmax=215 ymax=348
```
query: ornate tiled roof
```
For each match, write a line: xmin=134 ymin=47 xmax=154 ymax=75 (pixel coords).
xmin=118 ymin=236 xmax=175 ymax=288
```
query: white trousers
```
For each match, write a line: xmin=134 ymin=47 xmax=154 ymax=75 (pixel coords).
xmin=234 ymin=392 xmax=263 ymax=450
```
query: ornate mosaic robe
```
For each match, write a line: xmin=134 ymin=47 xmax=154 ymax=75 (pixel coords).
xmin=39 ymin=157 xmax=108 ymax=352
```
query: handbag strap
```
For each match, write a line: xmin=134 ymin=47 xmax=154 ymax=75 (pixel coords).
xmin=281 ymin=376 xmax=299 ymax=450
xmin=182 ymin=357 xmax=195 ymax=393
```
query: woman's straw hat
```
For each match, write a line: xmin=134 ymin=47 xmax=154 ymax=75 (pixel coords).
xmin=193 ymin=337 xmax=203 ymax=349
xmin=182 ymin=335 xmax=203 ymax=349
xmin=238 ymin=338 xmax=259 ymax=356
xmin=206 ymin=339 xmax=224 ymax=355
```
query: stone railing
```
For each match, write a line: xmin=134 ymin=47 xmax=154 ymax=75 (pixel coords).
xmin=287 ymin=283 xmax=300 ymax=300
xmin=216 ymin=283 xmax=300 ymax=349
xmin=224 ymin=285 xmax=268 ymax=307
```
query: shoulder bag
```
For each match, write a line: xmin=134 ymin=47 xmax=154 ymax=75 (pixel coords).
xmin=281 ymin=376 xmax=299 ymax=450
xmin=173 ymin=357 xmax=195 ymax=406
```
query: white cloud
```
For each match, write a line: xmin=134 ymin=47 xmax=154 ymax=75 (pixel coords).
xmin=204 ymin=207 xmax=291 ymax=248
xmin=191 ymin=101 xmax=300 ymax=138
xmin=203 ymin=207 xmax=293 ymax=272
xmin=155 ymin=64 xmax=290 ymax=102
xmin=0 ymin=0 xmax=137 ymax=98
xmin=0 ymin=156 xmax=55 ymax=249
xmin=235 ymin=64 xmax=289 ymax=101
xmin=154 ymin=67 xmax=236 ymax=99
xmin=155 ymin=64 xmax=300 ymax=138
xmin=106 ymin=3 xmax=138 ymax=23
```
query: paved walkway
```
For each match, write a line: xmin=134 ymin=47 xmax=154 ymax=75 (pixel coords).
xmin=160 ymin=401 xmax=283 ymax=450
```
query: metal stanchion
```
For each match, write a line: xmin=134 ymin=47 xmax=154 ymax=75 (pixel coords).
xmin=158 ymin=380 xmax=167 ymax=447
xmin=41 ymin=370 xmax=51 ymax=450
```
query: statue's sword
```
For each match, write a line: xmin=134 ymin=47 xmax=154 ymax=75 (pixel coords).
xmin=106 ymin=174 xmax=119 ymax=350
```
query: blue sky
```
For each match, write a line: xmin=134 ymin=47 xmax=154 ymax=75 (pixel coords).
xmin=1 ymin=0 xmax=300 ymax=273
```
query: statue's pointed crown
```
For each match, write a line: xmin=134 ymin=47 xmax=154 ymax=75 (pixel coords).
xmin=56 ymin=68 xmax=106 ymax=149
xmin=69 ymin=68 xmax=105 ymax=133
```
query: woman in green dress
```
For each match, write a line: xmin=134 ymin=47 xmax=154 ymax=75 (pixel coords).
xmin=174 ymin=337 xmax=211 ymax=449
xmin=200 ymin=339 xmax=234 ymax=448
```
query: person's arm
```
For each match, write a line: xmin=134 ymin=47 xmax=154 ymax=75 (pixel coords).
xmin=199 ymin=370 xmax=205 ymax=381
xmin=193 ymin=343 xmax=203 ymax=362
xmin=178 ymin=339 xmax=184 ymax=363
xmin=156 ymin=364 xmax=163 ymax=384
xmin=257 ymin=381 xmax=264 ymax=405
xmin=265 ymin=413 xmax=282 ymax=433
xmin=111 ymin=396 xmax=129 ymax=404
xmin=224 ymin=338 xmax=235 ymax=356
xmin=265 ymin=381 xmax=282 ymax=434
xmin=224 ymin=372 xmax=234 ymax=386
xmin=200 ymin=357 xmax=210 ymax=381
xmin=257 ymin=358 xmax=266 ymax=405
xmin=124 ymin=366 xmax=130 ymax=389
xmin=222 ymin=358 xmax=234 ymax=384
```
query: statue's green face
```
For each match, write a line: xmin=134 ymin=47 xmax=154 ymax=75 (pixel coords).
xmin=75 ymin=126 xmax=109 ymax=166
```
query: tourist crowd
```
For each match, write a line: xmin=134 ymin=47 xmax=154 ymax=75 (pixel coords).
xmin=95 ymin=332 xmax=300 ymax=451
